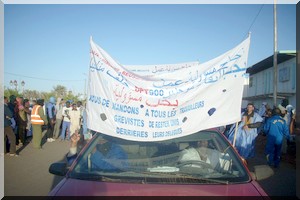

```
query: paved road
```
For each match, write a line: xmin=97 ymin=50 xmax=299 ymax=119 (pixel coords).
xmin=3 ymin=132 xmax=297 ymax=196
xmin=4 ymin=131 xmax=69 ymax=196
xmin=247 ymin=134 xmax=297 ymax=197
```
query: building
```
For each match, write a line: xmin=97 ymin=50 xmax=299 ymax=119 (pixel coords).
xmin=242 ymin=50 xmax=296 ymax=109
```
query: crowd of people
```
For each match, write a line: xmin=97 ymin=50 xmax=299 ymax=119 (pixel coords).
xmin=227 ymin=99 xmax=296 ymax=168
xmin=3 ymin=95 xmax=87 ymax=155
xmin=3 ymin=94 xmax=297 ymax=169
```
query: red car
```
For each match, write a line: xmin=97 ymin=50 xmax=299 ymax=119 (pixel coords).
xmin=49 ymin=129 xmax=270 ymax=196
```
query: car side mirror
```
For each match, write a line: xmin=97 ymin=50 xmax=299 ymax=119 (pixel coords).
xmin=251 ymin=165 xmax=274 ymax=181
xmin=49 ymin=162 xmax=68 ymax=176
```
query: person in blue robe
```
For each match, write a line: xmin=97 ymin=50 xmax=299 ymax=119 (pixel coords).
xmin=228 ymin=103 xmax=263 ymax=159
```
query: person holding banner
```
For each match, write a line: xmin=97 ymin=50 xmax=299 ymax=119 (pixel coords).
xmin=66 ymin=131 xmax=128 ymax=171
xmin=227 ymin=103 xmax=263 ymax=160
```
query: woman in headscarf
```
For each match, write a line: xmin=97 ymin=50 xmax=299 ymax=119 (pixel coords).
xmin=16 ymin=97 xmax=27 ymax=146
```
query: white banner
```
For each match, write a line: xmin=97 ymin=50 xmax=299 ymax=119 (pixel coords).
xmin=87 ymin=36 xmax=250 ymax=141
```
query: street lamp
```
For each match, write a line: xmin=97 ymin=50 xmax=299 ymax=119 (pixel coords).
xmin=13 ymin=80 xmax=18 ymax=91
xmin=82 ymin=73 xmax=88 ymax=100
xmin=21 ymin=80 xmax=25 ymax=94
xmin=9 ymin=80 xmax=13 ymax=89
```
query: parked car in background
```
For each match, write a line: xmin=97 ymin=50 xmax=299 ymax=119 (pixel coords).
xmin=49 ymin=129 xmax=270 ymax=196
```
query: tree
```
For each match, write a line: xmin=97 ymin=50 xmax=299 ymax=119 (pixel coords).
xmin=4 ymin=84 xmax=82 ymax=104
xmin=23 ymin=89 xmax=40 ymax=100
xmin=4 ymin=89 xmax=20 ymax=99
xmin=52 ymin=85 xmax=67 ymax=98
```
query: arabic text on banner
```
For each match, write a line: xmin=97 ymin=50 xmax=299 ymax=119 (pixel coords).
xmin=87 ymin=36 xmax=250 ymax=141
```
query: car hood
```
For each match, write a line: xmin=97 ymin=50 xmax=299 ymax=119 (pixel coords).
xmin=49 ymin=178 xmax=267 ymax=196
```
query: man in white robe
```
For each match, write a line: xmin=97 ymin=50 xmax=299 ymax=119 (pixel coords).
xmin=69 ymin=103 xmax=81 ymax=138
xmin=179 ymin=140 xmax=221 ymax=170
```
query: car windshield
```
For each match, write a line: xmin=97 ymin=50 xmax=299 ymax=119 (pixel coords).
xmin=68 ymin=130 xmax=250 ymax=184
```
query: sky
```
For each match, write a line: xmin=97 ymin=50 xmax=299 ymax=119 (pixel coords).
xmin=3 ymin=4 xmax=296 ymax=96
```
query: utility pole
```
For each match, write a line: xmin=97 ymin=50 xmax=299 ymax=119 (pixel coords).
xmin=84 ymin=78 xmax=87 ymax=100
xmin=273 ymin=1 xmax=278 ymax=107
xmin=83 ymin=73 xmax=87 ymax=101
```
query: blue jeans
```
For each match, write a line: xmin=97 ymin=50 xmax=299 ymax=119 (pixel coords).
xmin=60 ymin=121 xmax=70 ymax=140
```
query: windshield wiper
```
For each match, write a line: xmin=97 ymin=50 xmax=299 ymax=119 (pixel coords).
xmin=71 ymin=172 xmax=145 ymax=183
xmin=72 ymin=173 xmax=103 ymax=181
xmin=126 ymin=171 xmax=229 ymax=185
xmin=181 ymin=175 xmax=229 ymax=185
xmin=71 ymin=171 xmax=229 ymax=185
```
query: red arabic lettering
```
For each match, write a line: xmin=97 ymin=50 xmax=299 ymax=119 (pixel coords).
xmin=122 ymin=71 xmax=140 ymax=80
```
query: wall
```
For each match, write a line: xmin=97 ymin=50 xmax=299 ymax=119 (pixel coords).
xmin=243 ymin=57 xmax=296 ymax=109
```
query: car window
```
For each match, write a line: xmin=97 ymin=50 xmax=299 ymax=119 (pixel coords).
xmin=69 ymin=130 xmax=250 ymax=184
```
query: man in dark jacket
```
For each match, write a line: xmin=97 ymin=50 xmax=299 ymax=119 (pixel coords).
xmin=46 ymin=96 xmax=56 ymax=142
xmin=264 ymin=107 xmax=291 ymax=168
xmin=4 ymin=96 xmax=18 ymax=156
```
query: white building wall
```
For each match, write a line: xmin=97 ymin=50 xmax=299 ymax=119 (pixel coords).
xmin=277 ymin=58 xmax=297 ymax=94
xmin=243 ymin=57 xmax=296 ymax=109
xmin=256 ymin=71 xmax=264 ymax=96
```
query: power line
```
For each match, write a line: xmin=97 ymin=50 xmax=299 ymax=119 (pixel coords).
xmin=4 ymin=72 xmax=84 ymax=82
xmin=244 ymin=4 xmax=265 ymax=39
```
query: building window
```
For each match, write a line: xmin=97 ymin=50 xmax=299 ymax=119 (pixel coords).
xmin=249 ymin=77 xmax=253 ymax=87
xmin=279 ymin=67 xmax=290 ymax=82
